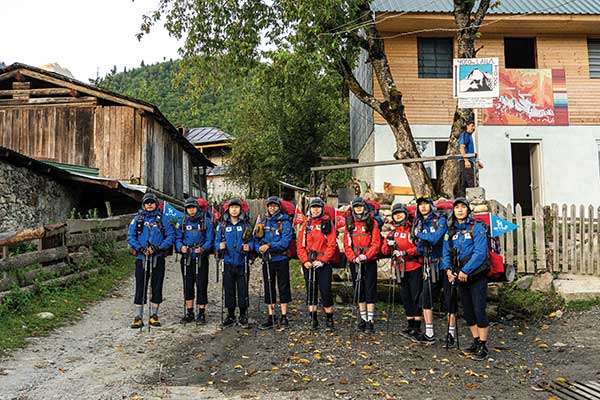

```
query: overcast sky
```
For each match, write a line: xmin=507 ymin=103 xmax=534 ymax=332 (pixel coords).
xmin=0 ymin=0 xmax=182 ymax=81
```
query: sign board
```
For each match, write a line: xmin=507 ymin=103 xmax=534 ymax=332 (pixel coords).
xmin=453 ymin=57 xmax=500 ymax=99
xmin=458 ymin=98 xmax=493 ymax=109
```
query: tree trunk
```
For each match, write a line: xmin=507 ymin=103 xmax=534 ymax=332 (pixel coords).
xmin=437 ymin=0 xmax=491 ymax=198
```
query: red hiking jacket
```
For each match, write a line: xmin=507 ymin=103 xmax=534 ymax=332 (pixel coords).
xmin=297 ymin=215 xmax=338 ymax=264
xmin=343 ymin=217 xmax=381 ymax=262
xmin=381 ymin=222 xmax=422 ymax=272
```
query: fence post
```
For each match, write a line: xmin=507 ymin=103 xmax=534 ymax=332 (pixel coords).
xmin=506 ymin=203 xmax=514 ymax=267
xmin=561 ymin=204 xmax=568 ymax=273
xmin=579 ymin=205 xmax=585 ymax=274
xmin=515 ymin=204 xmax=525 ymax=273
xmin=551 ymin=204 xmax=559 ymax=273
xmin=587 ymin=205 xmax=594 ymax=275
xmin=525 ymin=216 xmax=534 ymax=274
xmin=534 ymin=204 xmax=547 ymax=272
xmin=570 ymin=205 xmax=577 ymax=273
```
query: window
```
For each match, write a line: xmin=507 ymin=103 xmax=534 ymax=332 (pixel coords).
xmin=418 ymin=38 xmax=453 ymax=78
xmin=588 ymin=39 xmax=600 ymax=78
xmin=504 ymin=37 xmax=537 ymax=68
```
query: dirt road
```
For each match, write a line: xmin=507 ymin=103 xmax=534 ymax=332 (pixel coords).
xmin=1 ymin=256 xmax=599 ymax=400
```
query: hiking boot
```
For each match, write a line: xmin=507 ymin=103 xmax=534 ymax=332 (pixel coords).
xmin=402 ymin=320 xmax=416 ymax=336
xmin=238 ymin=310 xmax=250 ymax=329
xmin=445 ymin=333 xmax=456 ymax=349
xmin=149 ymin=314 xmax=161 ymax=327
xmin=472 ymin=342 xmax=489 ymax=361
xmin=180 ymin=310 xmax=195 ymax=324
xmin=196 ymin=310 xmax=206 ymax=325
xmin=259 ymin=316 xmax=275 ymax=330
xmin=365 ymin=321 xmax=374 ymax=334
xmin=310 ymin=312 xmax=319 ymax=330
xmin=280 ymin=315 xmax=290 ymax=328
xmin=357 ymin=318 xmax=367 ymax=332
xmin=418 ymin=333 xmax=436 ymax=344
xmin=130 ymin=317 xmax=144 ymax=329
xmin=222 ymin=315 xmax=236 ymax=328
xmin=325 ymin=315 xmax=334 ymax=331
xmin=464 ymin=338 xmax=480 ymax=354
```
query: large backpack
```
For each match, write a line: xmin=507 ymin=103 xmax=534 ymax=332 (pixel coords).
xmin=275 ymin=199 xmax=298 ymax=259
xmin=135 ymin=210 xmax=172 ymax=256
xmin=447 ymin=219 xmax=504 ymax=281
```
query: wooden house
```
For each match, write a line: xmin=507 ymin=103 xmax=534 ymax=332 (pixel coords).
xmin=352 ymin=0 xmax=600 ymax=212
xmin=0 ymin=63 xmax=214 ymax=202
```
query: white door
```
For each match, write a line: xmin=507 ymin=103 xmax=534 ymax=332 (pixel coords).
xmin=529 ymin=143 xmax=543 ymax=207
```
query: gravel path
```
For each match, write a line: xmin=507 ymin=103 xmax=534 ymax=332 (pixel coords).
xmin=1 ymin=256 xmax=599 ymax=400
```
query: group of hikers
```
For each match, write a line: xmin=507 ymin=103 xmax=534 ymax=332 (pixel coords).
xmin=127 ymin=190 xmax=491 ymax=361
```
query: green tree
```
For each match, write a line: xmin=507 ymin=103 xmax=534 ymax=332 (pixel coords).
xmin=139 ymin=0 xmax=495 ymax=198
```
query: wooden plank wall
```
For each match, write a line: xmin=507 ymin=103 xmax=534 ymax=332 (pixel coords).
xmin=375 ymin=33 xmax=600 ymax=125
xmin=0 ymin=106 xmax=94 ymax=166
xmin=142 ymin=117 xmax=186 ymax=199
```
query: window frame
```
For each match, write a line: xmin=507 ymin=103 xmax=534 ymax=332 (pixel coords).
xmin=417 ymin=37 xmax=454 ymax=79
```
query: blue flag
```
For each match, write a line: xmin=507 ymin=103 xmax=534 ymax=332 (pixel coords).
xmin=163 ymin=201 xmax=184 ymax=221
xmin=490 ymin=214 xmax=519 ymax=237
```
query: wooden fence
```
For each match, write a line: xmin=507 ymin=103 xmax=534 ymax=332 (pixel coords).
xmin=495 ymin=203 xmax=600 ymax=276
xmin=0 ymin=214 xmax=133 ymax=301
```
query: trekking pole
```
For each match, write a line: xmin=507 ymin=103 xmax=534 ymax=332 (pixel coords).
xmin=447 ymin=250 xmax=461 ymax=350
xmin=353 ymin=259 xmax=363 ymax=330
xmin=307 ymin=250 xmax=317 ymax=331
xmin=182 ymin=251 xmax=188 ymax=322
xmin=218 ymin=253 xmax=225 ymax=325
xmin=263 ymin=251 xmax=277 ymax=328
xmin=386 ymin=256 xmax=394 ymax=334
xmin=141 ymin=254 xmax=148 ymax=333
xmin=244 ymin=253 xmax=250 ymax=319
xmin=424 ymin=247 xmax=434 ymax=315
xmin=147 ymin=250 xmax=155 ymax=332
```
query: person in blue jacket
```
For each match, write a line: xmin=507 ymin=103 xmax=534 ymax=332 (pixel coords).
xmin=175 ymin=197 xmax=214 ymax=325
xmin=214 ymin=199 xmax=255 ymax=328
xmin=254 ymin=196 xmax=293 ymax=330
xmin=127 ymin=192 xmax=175 ymax=329
xmin=442 ymin=197 xmax=490 ymax=361
xmin=412 ymin=194 xmax=449 ymax=343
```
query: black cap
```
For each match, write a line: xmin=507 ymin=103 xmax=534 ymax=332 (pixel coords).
xmin=228 ymin=198 xmax=242 ymax=208
xmin=266 ymin=196 xmax=281 ymax=208
xmin=142 ymin=193 xmax=158 ymax=204
xmin=453 ymin=197 xmax=470 ymax=209
xmin=309 ymin=198 xmax=325 ymax=208
xmin=351 ymin=197 xmax=366 ymax=208
xmin=416 ymin=194 xmax=433 ymax=206
xmin=391 ymin=203 xmax=408 ymax=215
xmin=184 ymin=197 xmax=198 ymax=208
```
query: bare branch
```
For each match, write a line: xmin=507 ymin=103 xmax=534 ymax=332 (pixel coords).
xmin=338 ymin=57 xmax=383 ymax=116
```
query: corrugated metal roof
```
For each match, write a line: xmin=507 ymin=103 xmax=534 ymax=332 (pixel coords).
xmin=371 ymin=0 xmax=600 ymax=15
xmin=43 ymin=161 xmax=99 ymax=176
xmin=185 ymin=127 xmax=234 ymax=145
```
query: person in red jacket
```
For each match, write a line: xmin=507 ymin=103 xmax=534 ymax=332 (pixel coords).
xmin=381 ymin=203 xmax=423 ymax=339
xmin=297 ymin=197 xmax=338 ymax=331
xmin=344 ymin=197 xmax=381 ymax=333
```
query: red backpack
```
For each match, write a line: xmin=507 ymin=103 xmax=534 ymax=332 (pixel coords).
xmin=196 ymin=198 xmax=220 ymax=224
xmin=278 ymin=199 xmax=298 ymax=259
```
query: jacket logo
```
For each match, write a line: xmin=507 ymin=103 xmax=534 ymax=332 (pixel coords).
xmin=186 ymin=225 xmax=193 ymax=231
xmin=430 ymin=227 xmax=435 ymax=232
xmin=464 ymin=233 xmax=472 ymax=239
xmin=400 ymin=233 xmax=406 ymax=239
xmin=225 ymin=227 xmax=233 ymax=232
xmin=452 ymin=234 xmax=459 ymax=240
xmin=237 ymin=226 xmax=243 ymax=231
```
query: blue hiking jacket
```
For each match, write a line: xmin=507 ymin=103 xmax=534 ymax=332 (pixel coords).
xmin=175 ymin=212 xmax=214 ymax=253
xmin=441 ymin=217 xmax=488 ymax=275
xmin=415 ymin=213 xmax=447 ymax=266
xmin=127 ymin=209 xmax=175 ymax=260
xmin=253 ymin=212 xmax=293 ymax=262
xmin=214 ymin=218 xmax=255 ymax=267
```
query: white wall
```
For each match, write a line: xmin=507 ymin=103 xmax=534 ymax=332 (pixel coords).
xmin=370 ymin=123 xmax=600 ymax=206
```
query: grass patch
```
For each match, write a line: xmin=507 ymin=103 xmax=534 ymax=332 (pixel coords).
xmin=566 ymin=297 xmax=600 ymax=312
xmin=498 ymin=283 xmax=565 ymax=320
xmin=0 ymin=243 xmax=133 ymax=352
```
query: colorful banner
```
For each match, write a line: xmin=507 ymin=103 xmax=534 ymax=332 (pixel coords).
xmin=473 ymin=213 xmax=519 ymax=237
xmin=453 ymin=57 xmax=500 ymax=99
xmin=163 ymin=201 xmax=184 ymax=220
xmin=483 ymin=68 xmax=568 ymax=125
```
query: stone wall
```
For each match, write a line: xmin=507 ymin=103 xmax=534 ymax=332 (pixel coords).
xmin=0 ymin=161 xmax=80 ymax=232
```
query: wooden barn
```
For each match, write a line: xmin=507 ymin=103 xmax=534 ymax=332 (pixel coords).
xmin=0 ymin=63 xmax=214 ymax=202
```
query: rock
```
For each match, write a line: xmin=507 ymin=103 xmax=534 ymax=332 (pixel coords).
xmin=487 ymin=283 xmax=502 ymax=300
xmin=466 ymin=187 xmax=486 ymax=202
xmin=553 ymin=274 xmax=600 ymax=302
xmin=37 ymin=312 xmax=55 ymax=319
xmin=553 ymin=342 xmax=567 ymax=348
xmin=487 ymin=304 xmax=498 ymax=320
xmin=530 ymin=272 xmax=553 ymax=293
xmin=505 ymin=314 xmax=514 ymax=321
xmin=472 ymin=204 xmax=489 ymax=213
xmin=516 ymin=275 xmax=533 ymax=290
xmin=335 ymin=295 xmax=344 ymax=304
